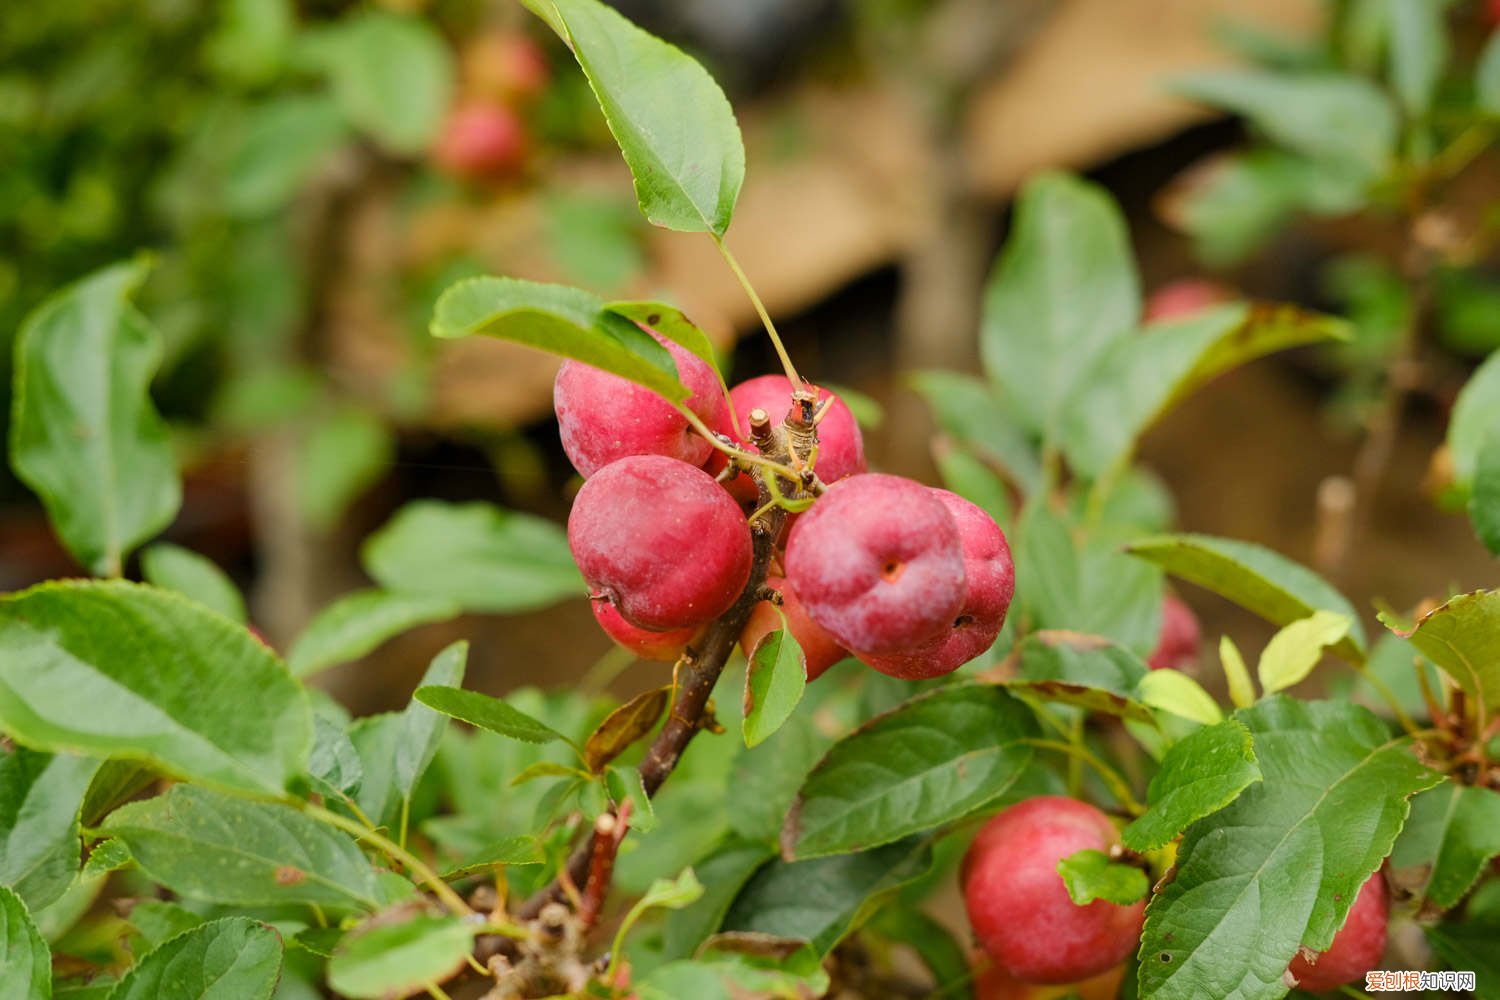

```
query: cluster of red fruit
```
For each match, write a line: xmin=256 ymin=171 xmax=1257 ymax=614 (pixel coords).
xmin=432 ymin=31 xmax=549 ymax=180
xmin=556 ymin=332 xmax=1016 ymax=681
xmin=962 ymin=796 xmax=1391 ymax=996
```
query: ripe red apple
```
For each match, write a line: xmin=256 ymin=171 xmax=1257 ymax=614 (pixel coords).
xmin=591 ymin=602 xmax=697 ymax=662
xmin=1287 ymin=871 xmax=1389 ymax=993
xmin=1142 ymin=279 xmax=1232 ymax=323
xmin=462 ymin=32 xmax=550 ymax=103
xmin=738 ymin=576 xmax=847 ymax=681
xmin=725 ymin=375 xmax=866 ymax=491
xmin=567 ymin=455 xmax=751 ymax=631
xmin=858 ymin=489 xmax=1014 ymax=679
xmin=554 ymin=331 xmax=729 ymax=479
xmin=785 ymin=474 xmax=966 ymax=655
xmin=963 ymin=796 xmax=1145 ymax=985
xmin=432 ymin=102 xmax=528 ymax=179
xmin=1147 ymin=593 xmax=1201 ymax=671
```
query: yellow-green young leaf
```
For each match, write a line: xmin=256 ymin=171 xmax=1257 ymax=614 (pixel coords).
xmin=1121 ymin=718 xmax=1261 ymax=853
xmin=1137 ymin=670 xmax=1223 ymax=725
xmin=288 ymin=589 xmax=460 ymax=679
xmin=1382 ymin=590 xmax=1500 ymax=710
xmin=0 ymin=581 xmax=309 ymax=797
xmin=522 ymin=0 xmax=744 ymax=235
xmin=327 ymin=914 xmax=475 ymax=1000
xmin=140 ymin=544 xmax=247 ymax=624
xmin=108 ymin=917 xmax=282 ymax=1000
xmin=584 ymin=686 xmax=670 ymax=773
xmin=743 ymin=620 xmax=806 ymax=749
xmin=1257 ymin=610 xmax=1352 ymax=694
xmin=1219 ymin=635 xmax=1256 ymax=708
xmin=0 ymin=884 xmax=50 ymax=1000
xmin=0 ymin=750 xmax=99 ymax=913
xmin=9 ymin=259 xmax=180 ymax=578
xmin=1057 ymin=849 xmax=1149 ymax=906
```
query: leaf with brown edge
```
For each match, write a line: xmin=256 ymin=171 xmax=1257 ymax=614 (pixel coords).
xmin=1380 ymin=590 xmax=1500 ymax=710
xmin=584 ymin=686 xmax=671 ymax=772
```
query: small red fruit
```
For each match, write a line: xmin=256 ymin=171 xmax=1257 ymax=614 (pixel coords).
xmin=567 ymin=456 xmax=751 ymax=631
xmin=1147 ymin=593 xmax=1201 ymax=671
xmin=785 ymin=474 xmax=965 ymax=655
xmin=739 ymin=576 xmax=847 ymax=682
xmin=432 ymin=102 xmax=528 ymax=179
xmin=726 ymin=375 xmax=866 ymax=489
xmin=554 ymin=331 xmax=729 ymax=479
xmin=590 ymin=602 xmax=697 ymax=662
xmin=963 ymin=796 xmax=1145 ymax=985
xmin=858 ymin=489 xmax=1014 ymax=679
xmin=1142 ymin=279 xmax=1232 ymax=323
xmin=1287 ymin=871 xmax=1389 ymax=993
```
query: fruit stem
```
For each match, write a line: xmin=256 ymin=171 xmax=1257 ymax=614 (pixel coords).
xmin=678 ymin=405 xmax=803 ymax=484
xmin=711 ymin=234 xmax=802 ymax=388
xmin=1021 ymin=738 xmax=1144 ymax=816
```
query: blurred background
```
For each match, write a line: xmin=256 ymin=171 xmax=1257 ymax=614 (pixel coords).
xmin=3 ymin=0 xmax=1497 ymax=715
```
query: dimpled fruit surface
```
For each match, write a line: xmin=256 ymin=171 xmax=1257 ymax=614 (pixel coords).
xmin=1287 ymin=871 xmax=1389 ymax=993
xmin=785 ymin=474 xmax=965 ymax=654
xmin=963 ymin=796 xmax=1145 ymax=985
xmin=568 ymin=455 xmax=751 ymax=631
xmin=554 ymin=332 xmax=728 ymax=478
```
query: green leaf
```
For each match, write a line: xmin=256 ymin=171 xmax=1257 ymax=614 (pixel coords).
xmin=0 ymin=885 xmax=50 ymax=1000
xmin=1057 ymin=849 xmax=1149 ymax=906
xmin=605 ymin=764 xmax=656 ymax=833
xmin=306 ymin=11 xmax=452 ymax=154
xmin=1477 ymin=31 xmax=1500 ymax=117
xmin=1447 ymin=350 xmax=1500 ymax=494
xmin=80 ymin=839 xmax=132 ymax=880
xmin=1127 ymin=533 xmax=1367 ymax=662
xmin=722 ymin=837 xmax=933 ymax=956
xmin=440 ymin=836 xmax=545 ymax=879
xmin=1470 ymin=430 xmax=1500 ymax=556
xmin=604 ymin=301 xmax=722 ymax=375
xmin=523 ymin=0 xmax=744 ymax=234
xmin=1122 ymin=719 xmax=1261 ymax=853
xmin=285 ymin=587 xmax=459 ymax=680
xmin=1170 ymin=71 xmax=1396 ymax=181
xmin=0 ymin=581 xmax=310 ymax=796
xmin=1059 ymin=303 xmax=1348 ymax=477
xmin=1392 ymin=782 xmax=1500 ymax=910
xmin=782 ymin=683 xmax=1038 ymax=860
xmin=908 ymin=371 xmax=1042 ymax=495
xmin=307 ymin=715 xmax=364 ymax=801
xmin=1011 ymin=631 xmax=1152 ymax=721
xmin=661 ymin=839 xmax=774 ymax=960
xmin=742 ymin=621 xmax=806 ymax=749
xmin=1138 ymin=697 xmax=1441 ymax=1000
xmin=108 ymin=917 xmax=281 ymax=1000
xmin=395 ymin=642 xmax=467 ymax=804
xmin=1425 ymin=921 xmax=1500 ymax=995
xmin=295 ymin=408 xmax=393 ymax=532
xmin=980 ymin=173 xmax=1140 ymax=440
xmin=9 ymin=259 xmax=180 ymax=577
xmin=414 ymin=687 xmax=572 ymax=747
xmin=636 ymin=867 xmax=705 ymax=912
xmin=1218 ymin=636 xmax=1256 ymax=709
xmin=432 ymin=277 xmax=685 ymax=399
xmin=583 ymin=686 xmax=670 ymax=773
xmin=124 ymin=899 xmax=204 ymax=951
xmin=345 ymin=713 xmax=405 ymax=829
xmin=932 ymin=440 xmax=1013 ymax=527
xmin=1256 ymin=610 xmax=1351 ymax=694
xmin=139 ymin=544 xmax=247 ymax=624
xmin=362 ymin=500 xmax=583 ymax=614
xmin=729 ymin=710 xmax=833 ymax=848
xmin=326 ymin=914 xmax=475 ymax=1000
xmin=1384 ymin=0 xmax=1446 ymax=117
xmin=102 ymin=786 xmax=381 ymax=912
xmin=225 ymin=96 xmax=350 ymax=217
xmin=1137 ymin=670 xmax=1223 ymax=726
xmin=1381 ymin=590 xmax=1500 ymax=710
xmin=0 ymin=750 xmax=99 ymax=912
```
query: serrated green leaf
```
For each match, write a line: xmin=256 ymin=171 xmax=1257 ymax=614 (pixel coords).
xmin=295 ymin=407 xmax=393 ymax=532
xmin=1392 ymin=782 xmax=1500 ymax=910
xmin=0 ymin=581 xmax=309 ymax=797
xmin=286 ymin=589 xmax=460 ymax=679
xmin=908 ymin=371 xmax=1042 ymax=495
xmin=523 ymin=0 xmax=743 ymax=234
xmin=414 ymin=687 xmax=572 ymax=747
xmin=394 ymin=642 xmax=466 ymax=805
xmin=9 ymin=259 xmax=180 ymax=578
xmin=981 ymin=173 xmax=1140 ymax=440
xmin=431 ymin=277 xmax=686 ymax=400
xmin=1060 ymin=303 xmax=1347 ymax=477
xmin=1381 ymin=590 xmax=1500 ymax=710
xmin=661 ymin=839 xmax=773 ymax=961
xmin=1470 ymin=430 xmax=1500 ymax=556
xmin=140 ymin=544 xmax=246 ymax=624
xmin=326 ymin=914 xmax=475 ymax=1000
xmin=0 ymin=885 xmax=49 ymax=1000
xmin=1127 ymin=533 xmax=1366 ymax=662
xmin=1138 ymin=697 xmax=1441 ymax=1000
xmin=743 ymin=622 xmax=806 ymax=748
xmin=1057 ymin=849 xmax=1150 ymax=906
xmin=783 ymin=684 xmax=1038 ymax=860
xmin=0 ymin=750 xmax=98 ymax=912
xmin=1257 ymin=610 xmax=1352 ymax=694
xmin=1122 ymin=719 xmax=1260 ymax=853
xmin=108 ymin=917 xmax=281 ymax=1000
xmin=1010 ymin=630 xmax=1152 ymax=721
xmin=1218 ymin=636 xmax=1256 ymax=709
xmin=102 ymin=786 xmax=381 ymax=912
xmin=362 ymin=500 xmax=582 ymax=614
xmin=80 ymin=839 xmax=131 ymax=881
xmin=1137 ymin=670 xmax=1223 ymax=726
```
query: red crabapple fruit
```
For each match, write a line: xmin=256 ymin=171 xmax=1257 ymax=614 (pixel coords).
xmin=963 ymin=796 xmax=1145 ymax=985
xmin=1287 ymin=871 xmax=1389 ymax=993
xmin=727 ymin=374 xmax=866 ymax=486
xmin=1142 ymin=278 xmax=1232 ymax=323
xmin=554 ymin=331 xmax=729 ymax=478
xmin=1147 ymin=592 xmax=1201 ymax=671
xmin=432 ymin=102 xmax=528 ymax=179
xmin=738 ymin=576 xmax=848 ymax=681
xmin=591 ymin=602 xmax=697 ymax=662
xmin=568 ymin=455 xmax=751 ymax=630
xmin=857 ymin=489 xmax=1014 ymax=679
xmin=785 ymin=474 xmax=965 ymax=654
